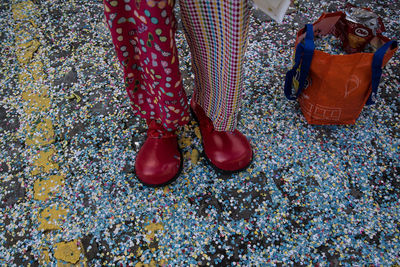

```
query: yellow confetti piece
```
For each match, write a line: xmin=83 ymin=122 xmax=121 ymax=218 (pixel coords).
xmin=145 ymin=223 xmax=164 ymax=241
xmin=39 ymin=247 xmax=51 ymax=265
xmin=38 ymin=204 xmax=68 ymax=231
xmin=191 ymin=149 xmax=199 ymax=165
xmin=65 ymin=93 xmax=82 ymax=103
xmin=159 ymin=259 xmax=168 ymax=266
xmin=54 ymin=240 xmax=81 ymax=264
xmin=184 ymin=151 xmax=191 ymax=161
xmin=56 ymin=244 xmax=89 ymax=267
xmin=135 ymin=259 xmax=157 ymax=267
xmin=12 ymin=1 xmax=37 ymax=21
xmin=194 ymin=126 xmax=202 ymax=140
xmin=16 ymin=39 xmax=40 ymax=64
xmin=136 ymin=247 xmax=143 ymax=257
xmin=57 ymin=259 xmax=88 ymax=267
xmin=31 ymin=148 xmax=59 ymax=176
xmin=163 ymin=186 xmax=170 ymax=194
xmin=26 ymin=118 xmax=55 ymax=146
xmin=178 ymin=137 xmax=192 ymax=149
xmin=33 ymin=175 xmax=65 ymax=201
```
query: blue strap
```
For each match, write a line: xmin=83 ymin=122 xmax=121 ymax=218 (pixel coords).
xmin=366 ymin=40 xmax=397 ymax=105
xmin=284 ymin=44 xmax=304 ymax=100
xmin=284 ymin=24 xmax=315 ymax=100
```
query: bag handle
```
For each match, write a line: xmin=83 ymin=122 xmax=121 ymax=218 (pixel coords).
xmin=366 ymin=40 xmax=398 ymax=105
xmin=284 ymin=24 xmax=315 ymax=100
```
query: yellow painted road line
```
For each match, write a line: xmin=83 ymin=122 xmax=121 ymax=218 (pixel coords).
xmin=11 ymin=1 xmax=86 ymax=265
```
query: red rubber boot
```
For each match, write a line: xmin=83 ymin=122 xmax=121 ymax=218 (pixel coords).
xmin=134 ymin=120 xmax=182 ymax=187
xmin=190 ymin=100 xmax=253 ymax=173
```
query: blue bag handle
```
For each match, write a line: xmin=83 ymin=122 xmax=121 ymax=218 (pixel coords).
xmin=284 ymin=24 xmax=315 ymax=100
xmin=366 ymin=40 xmax=397 ymax=105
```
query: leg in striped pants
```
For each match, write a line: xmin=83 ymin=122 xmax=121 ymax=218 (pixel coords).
xmin=180 ymin=0 xmax=251 ymax=131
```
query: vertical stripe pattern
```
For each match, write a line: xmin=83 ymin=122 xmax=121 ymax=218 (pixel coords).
xmin=180 ymin=0 xmax=251 ymax=131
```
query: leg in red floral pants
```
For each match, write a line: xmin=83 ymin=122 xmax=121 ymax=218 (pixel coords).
xmin=104 ymin=0 xmax=188 ymax=186
xmin=104 ymin=0 xmax=190 ymax=131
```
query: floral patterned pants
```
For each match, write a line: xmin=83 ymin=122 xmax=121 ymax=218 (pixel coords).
xmin=104 ymin=0 xmax=250 ymax=131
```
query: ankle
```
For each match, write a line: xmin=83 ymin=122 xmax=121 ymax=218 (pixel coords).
xmin=147 ymin=120 xmax=176 ymax=138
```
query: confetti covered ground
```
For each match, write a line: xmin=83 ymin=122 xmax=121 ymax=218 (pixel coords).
xmin=1 ymin=0 xmax=399 ymax=266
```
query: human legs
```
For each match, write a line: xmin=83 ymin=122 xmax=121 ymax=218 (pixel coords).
xmin=179 ymin=0 xmax=253 ymax=172
xmin=104 ymin=0 xmax=253 ymax=183
xmin=104 ymin=0 xmax=189 ymax=186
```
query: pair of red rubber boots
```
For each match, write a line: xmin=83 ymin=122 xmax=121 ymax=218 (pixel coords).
xmin=135 ymin=100 xmax=253 ymax=187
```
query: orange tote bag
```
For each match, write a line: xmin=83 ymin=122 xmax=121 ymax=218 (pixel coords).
xmin=284 ymin=12 xmax=398 ymax=125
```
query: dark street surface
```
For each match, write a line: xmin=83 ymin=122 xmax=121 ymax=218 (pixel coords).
xmin=0 ymin=0 xmax=399 ymax=265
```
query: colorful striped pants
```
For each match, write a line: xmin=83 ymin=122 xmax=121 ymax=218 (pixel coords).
xmin=104 ymin=0 xmax=250 ymax=131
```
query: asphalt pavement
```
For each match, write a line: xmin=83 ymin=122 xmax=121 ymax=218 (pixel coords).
xmin=0 ymin=0 xmax=399 ymax=265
